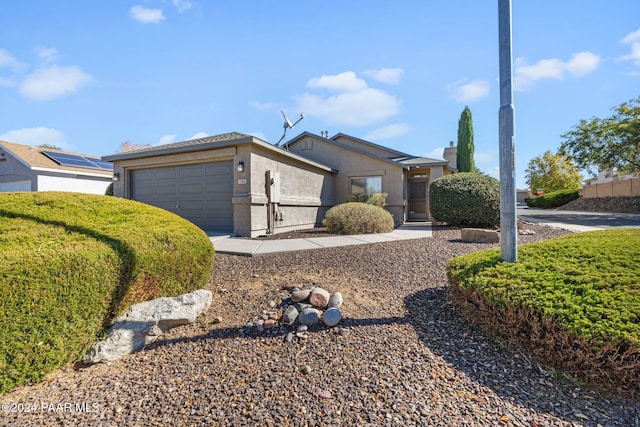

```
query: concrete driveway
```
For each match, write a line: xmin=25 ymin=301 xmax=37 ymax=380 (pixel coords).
xmin=517 ymin=205 xmax=640 ymax=231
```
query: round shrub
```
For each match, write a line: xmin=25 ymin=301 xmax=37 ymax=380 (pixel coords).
xmin=323 ymin=202 xmax=394 ymax=234
xmin=0 ymin=192 xmax=214 ymax=395
xmin=429 ymin=172 xmax=500 ymax=228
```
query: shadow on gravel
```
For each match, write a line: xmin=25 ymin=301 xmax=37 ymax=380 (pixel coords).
xmin=403 ymin=288 xmax=640 ymax=427
xmin=135 ymin=287 xmax=639 ymax=426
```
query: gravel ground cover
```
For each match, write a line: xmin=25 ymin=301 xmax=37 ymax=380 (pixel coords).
xmin=2 ymin=223 xmax=639 ymax=426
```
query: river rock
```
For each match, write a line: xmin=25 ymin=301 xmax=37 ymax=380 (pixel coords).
xmin=294 ymin=302 xmax=313 ymax=312
xmin=322 ymin=307 xmax=342 ymax=327
xmin=309 ymin=288 xmax=330 ymax=308
xmin=298 ymin=307 xmax=321 ymax=325
xmin=328 ymin=292 xmax=343 ymax=308
xmin=291 ymin=289 xmax=312 ymax=303
xmin=282 ymin=305 xmax=299 ymax=325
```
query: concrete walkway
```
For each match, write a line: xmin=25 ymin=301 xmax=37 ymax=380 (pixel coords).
xmin=208 ymin=223 xmax=432 ymax=256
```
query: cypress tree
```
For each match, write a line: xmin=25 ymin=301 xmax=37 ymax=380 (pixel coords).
xmin=456 ymin=106 xmax=475 ymax=172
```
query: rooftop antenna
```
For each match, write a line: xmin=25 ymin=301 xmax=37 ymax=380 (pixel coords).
xmin=276 ymin=110 xmax=304 ymax=148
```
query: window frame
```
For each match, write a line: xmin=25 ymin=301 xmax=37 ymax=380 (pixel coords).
xmin=349 ymin=176 xmax=383 ymax=198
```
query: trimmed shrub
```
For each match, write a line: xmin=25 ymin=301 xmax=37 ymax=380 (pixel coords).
xmin=525 ymin=189 xmax=579 ymax=209
xmin=447 ymin=228 xmax=640 ymax=397
xmin=323 ymin=202 xmax=394 ymax=234
xmin=105 ymin=182 xmax=114 ymax=196
xmin=0 ymin=192 xmax=214 ymax=395
xmin=429 ymin=172 xmax=500 ymax=228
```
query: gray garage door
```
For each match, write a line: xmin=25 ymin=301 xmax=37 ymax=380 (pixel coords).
xmin=130 ymin=161 xmax=233 ymax=232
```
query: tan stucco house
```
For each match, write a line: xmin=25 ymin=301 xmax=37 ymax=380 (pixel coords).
xmin=103 ymin=131 xmax=457 ymax=237
xmin=0 ymin=141 xmax=113 ymax=194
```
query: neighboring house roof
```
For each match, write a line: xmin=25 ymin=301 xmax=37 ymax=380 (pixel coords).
xmin=102 ymin=131 xmax=336 ymax=173
xmin=0 ymin=140 xmax=112 ymax=177
xmin=285 ymin=131 xmax=450 ymax=169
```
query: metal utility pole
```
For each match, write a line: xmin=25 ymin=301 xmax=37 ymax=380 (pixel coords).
xmin=498 ymin=0 xmax=517 ymax=262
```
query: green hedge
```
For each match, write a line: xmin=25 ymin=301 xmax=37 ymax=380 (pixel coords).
xmin=0 ymin=192 xmax=214 ymax=395
xmin=429 ymin=172 xmax=500 ymax=228
xmin=525 ymin=189 xmax=579 ymax=209
xmin=323 ymin=202 xmax=394 ymax=234
xmin=447 ymin=228 xmax=640 ymax=396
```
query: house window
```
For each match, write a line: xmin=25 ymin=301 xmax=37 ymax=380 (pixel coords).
xmin=350 ymin=176 xmax=382 ymax=197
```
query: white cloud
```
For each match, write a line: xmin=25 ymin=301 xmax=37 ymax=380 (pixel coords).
xmin=0 ymin=127 xmax=72 ymax=150
xmin=424 ymin=147 xmax=445 ymax=160
xmin=618 ymin=28 xmax=640 ymax=66
xmin=34 ymin=47 xmax=59 ymax=63
xmin=295 ymin=71 xmax=401 ymax=127
xmin=307 ymin=71 xmax=368 ymax=92
xmin=363 ymin=123 xmax=410 ymax=141
xmin=564 ymin=52 xmax=601 ymax=76
xmin=0 ymin=48 xmax=26 ymax=72
xmin=295 ymin=88 xmax=401 ymax=127
xmin=514 ymin=51 xmax=601 ymax=91
xmin=190 ymin=132 xmax=209 ymax=139
xmin=475 ymin=149 xmax=498 ymax=165
xmin=20 ymin=65 xmax=92 ymax=101
xmin=130 ymin=5 xmax=165 ymax=23
xmin=157 ymin=134 xmax=177 ymax=145
xmin=447 ymin=79 xmax=491 ymax=103
xmin=249 ymin=100 xmax=277 ymax=111
xmin=363 ymin=68 xmax=404 ymax=84
xmin=173 ymin=0 xmax=192 ymax=12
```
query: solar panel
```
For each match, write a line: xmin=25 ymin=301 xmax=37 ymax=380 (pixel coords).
xmin=41 ymin=150 xmax=113 ymax=171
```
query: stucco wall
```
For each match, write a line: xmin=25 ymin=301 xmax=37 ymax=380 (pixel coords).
xmin=233 ymin=144 xmax=335 ymax=237
xmin=290 ymin=135 xmax=406 ymax=224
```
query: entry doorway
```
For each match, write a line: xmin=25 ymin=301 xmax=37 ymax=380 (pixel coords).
xmin=408 ymin=178 xmax=428 ymax=221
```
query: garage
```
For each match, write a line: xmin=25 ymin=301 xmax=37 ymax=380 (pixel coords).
xmin=130 ymin=161 xmax=233 ymax=232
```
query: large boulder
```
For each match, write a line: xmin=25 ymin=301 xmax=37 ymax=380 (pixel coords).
xmin=83 ymin=289 xmax=212 ymax=364
xmin=461 ymin=228 xmax=500 ymax=243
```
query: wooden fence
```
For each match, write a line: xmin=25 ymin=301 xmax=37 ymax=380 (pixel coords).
xmin=582 ymin=178 xmax=640 ymax=198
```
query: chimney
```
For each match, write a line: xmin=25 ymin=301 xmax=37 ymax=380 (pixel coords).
xmin=443 ymin=141 xmax=457 ymax=171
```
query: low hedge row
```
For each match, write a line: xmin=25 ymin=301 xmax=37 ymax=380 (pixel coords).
xmin=525 ymin=189 xmax=580 ymax=209
xmin=447 ymin=228 xmax=640 ymax=397
xmin=0 ymin=192 xmax=214 ymax=395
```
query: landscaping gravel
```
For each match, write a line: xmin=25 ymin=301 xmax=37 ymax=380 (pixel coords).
xmin=2 ymin=223 xmax=639 ymax=426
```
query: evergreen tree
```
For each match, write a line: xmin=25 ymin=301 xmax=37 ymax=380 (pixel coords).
xmin=456 ymin=106 xmax=475 ymax=172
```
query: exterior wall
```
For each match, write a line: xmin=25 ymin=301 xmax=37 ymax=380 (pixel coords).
xmin=37 ymin=174 xmax=112 ymax=194
xmin=234 ymin=144 xmax=335 ymax=237
xmin=0 ymin=151 xmax=35 ymax=191
xmin=289 ymin=135 xmax=406 ymax=224
xmin=111 ymin=143 xmax=334 ymax=237
xmin=582 ymin=178 xmax=640 ymax=198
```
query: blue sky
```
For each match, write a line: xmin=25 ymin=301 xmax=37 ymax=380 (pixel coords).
xmin=1 ymin=1 xmax=639 ymax=189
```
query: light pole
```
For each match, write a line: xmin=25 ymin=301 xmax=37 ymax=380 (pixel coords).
xmin=498 ymin=0 xmax=517 ymax=262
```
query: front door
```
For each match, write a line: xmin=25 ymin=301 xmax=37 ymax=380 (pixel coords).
xmin=408 ymin=178 xmax=428 ymax=221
